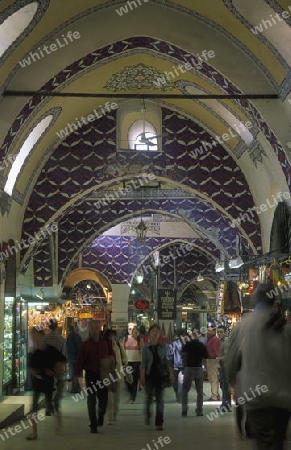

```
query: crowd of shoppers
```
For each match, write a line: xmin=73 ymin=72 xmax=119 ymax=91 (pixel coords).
xmin=26 ymin=286 xmax=291 ymax=449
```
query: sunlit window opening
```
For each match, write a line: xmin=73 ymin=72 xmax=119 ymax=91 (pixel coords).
xmin=4 ymin=115 xmax=53 ymax=196
xmin=0 ymin=2 xmax=38 ymax=57
xmin=128 ymin=120 xmax=158 ymax=151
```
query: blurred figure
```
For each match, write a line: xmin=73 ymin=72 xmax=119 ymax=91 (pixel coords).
xmin=44 ymin=319 xmax=67 ymax=415
xmin=104 ymin=329 xmax=127 ymax=424
xmin=216 ymin=326 xmax=232 ymax=412
xmin=206 ymin=326 xmax=220 ymax=401
xmin=167 ymin=329 xmax=185 ymax=402
xmin=74 ymin=320 xmax=115 ymax=433
xmin=181 ymin=331 xmax=208 ymax=417
xmin=225 ymin=283 xmax=291 ymax=449
xmin=140 ymin=324 xmax=174 ymax=430
xmin=27 ymin=327 xmax=66 ymax=440
xmin=123 ymin=324 xmax=144 ymax=403
xmin=66 ymin=325 xmax=82 ymax=393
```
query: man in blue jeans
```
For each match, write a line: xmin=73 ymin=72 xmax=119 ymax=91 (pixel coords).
xmin=217 ymin=326 xmax=232 ymax=412
xmin=181 ymin=330 xmax=208 ymax=417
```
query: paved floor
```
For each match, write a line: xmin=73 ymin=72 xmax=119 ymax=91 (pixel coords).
xmin=0 ymin=381 xmax=253 ymax=450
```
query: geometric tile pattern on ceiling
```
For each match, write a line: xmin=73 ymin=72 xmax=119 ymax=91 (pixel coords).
xmin=67 ymin=235 xmax=219 ymax=287
xmin=1 ymin=37 xmax=290 ymax=190
xmin=23 ymin=109 xmax=262 ymax=285
xmin=33 ymin=236 xmax=52 ymax=286
xmin=104 ymin=63 xmax=174 ymax=91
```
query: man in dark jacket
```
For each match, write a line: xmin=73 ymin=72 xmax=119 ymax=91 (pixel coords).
xmin=181 ymin=330 xmax=208 ymax=417
xmin=74 ymin=320 xmax=115 ymax=433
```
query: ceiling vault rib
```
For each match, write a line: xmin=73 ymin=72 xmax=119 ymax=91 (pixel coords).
xmin=3 ymin=91 xmax=279 ymax=100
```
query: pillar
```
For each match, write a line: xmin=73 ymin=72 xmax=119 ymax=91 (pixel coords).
xmin=111 ymin=284 xmax=130 ymax=330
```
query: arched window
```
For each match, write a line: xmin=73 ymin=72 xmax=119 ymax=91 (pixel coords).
xmin=128 ymin=119 xmax=158 ymax=151
xmin=0 ymin=2 xmax=38 ymax=57
xmin=4 ymin=114 xmax=54 ymax=196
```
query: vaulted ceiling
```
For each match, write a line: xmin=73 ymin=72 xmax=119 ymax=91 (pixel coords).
xmin=1 ymin=0 xmax=291 ymax=295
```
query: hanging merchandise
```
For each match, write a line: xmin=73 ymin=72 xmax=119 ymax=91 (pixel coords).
xmin=223 ymin=281 xmax=241 ymax=313
xmin=268 ymin=260 xmax=281 ymax=285
xmin=216 ymin=283 xmax=225 ymax=314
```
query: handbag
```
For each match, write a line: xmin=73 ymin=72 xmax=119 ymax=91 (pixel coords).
xmin=158 ymin=361 xmax=172 ymax=388
xmin=125 ymin=371 xmax=133 ymax=384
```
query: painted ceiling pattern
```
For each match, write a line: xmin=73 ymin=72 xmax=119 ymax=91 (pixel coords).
xmin=21 ymin=108 xmax=262 ymax=285
xmin=1 ymin=0 xmax=290 ymax=298
xmin=1 ymin=37 xmax=290 ymax=193
xmin=77 ymin=236 xmax=217 ymax=287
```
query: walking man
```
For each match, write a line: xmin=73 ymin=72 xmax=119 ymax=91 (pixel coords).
xmin=44 ymin=319 xmax=67 ymax=415
xmin=216 ymin=326 xmax=231 ymax=412
xmin=206 ymin=326 xmax=220 ymax=401
xmin=181 ymin=330 xmax=208 ymax=417
xmin=74 ymin=320 xmax=115 ymax=433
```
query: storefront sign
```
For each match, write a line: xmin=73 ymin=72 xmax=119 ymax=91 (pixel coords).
xmin=157 ymin=289 xmax=176 ymax=320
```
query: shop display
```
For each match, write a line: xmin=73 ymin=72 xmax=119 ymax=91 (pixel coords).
xmin=14 ymin=299 xmax=28 ymax=387
xmin=3 ymin=297 xmax=14 ymax=386
xmin=27 ymin=300 xmax=109 ymax=337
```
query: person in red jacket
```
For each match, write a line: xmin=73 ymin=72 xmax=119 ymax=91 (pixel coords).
xmin=74 ymin=320 xmax=115 ymax=433
xmin=206 ymin=326 xmax=220 ymax=401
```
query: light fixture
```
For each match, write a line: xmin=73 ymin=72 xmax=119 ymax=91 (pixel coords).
xmin=136 ymin=186 xmax=147 ymax=241
xmin=197 ymin=273 xmax=204 ymax=282
xmin=136 ymin=219 xmax=147 ymax=241
xmin=86 ymin=282 xmax=92 ymax=289
xmin=215 ymin=261 xmax=225 ymax=272
xmin=229 ymin=256 xmax=244 ymax=268
xmin=36 ymin=288 xmax=44 ymax=300
xmin=136 ymin=274 xmax=144 ymax=284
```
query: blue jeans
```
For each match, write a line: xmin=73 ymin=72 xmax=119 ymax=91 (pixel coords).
xmin=126 ymin=362 xmax=140 ymax=401
xmin=145 ymin=377 xmax=164 ymax=426
xmin=182 ymin=367 xmax=204 ymax=414
xmin=219 ymin=364 xmax=231 ymax=408
xmin=85 ymin=370 xmax=108 ymax=430
xmin=173 ymin=368 xmax=183 ymax=401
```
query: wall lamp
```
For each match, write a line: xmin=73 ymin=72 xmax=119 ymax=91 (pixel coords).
xmin=229 ymin=256 xmax=244 ymax=269
xmin=215 ymin=261 xmax=225 ymax=272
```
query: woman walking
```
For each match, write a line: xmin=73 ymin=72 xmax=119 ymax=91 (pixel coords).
xmin=104 ymin=329 xmax=127 ymax=424
xmin=123 ymin=324 xmax=143 ymax=403
xmin=140 ymin=324 xmax=174 ymax=430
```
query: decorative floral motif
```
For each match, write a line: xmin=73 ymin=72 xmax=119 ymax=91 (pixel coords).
xmin=104 ymin=63 xmax=174 ymax=91
xmin=248 ymin=143 xmax=267 ymax=168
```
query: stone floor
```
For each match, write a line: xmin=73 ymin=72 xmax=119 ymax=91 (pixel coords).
xmin=0 ymin=381 xmax=254 ymax=450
